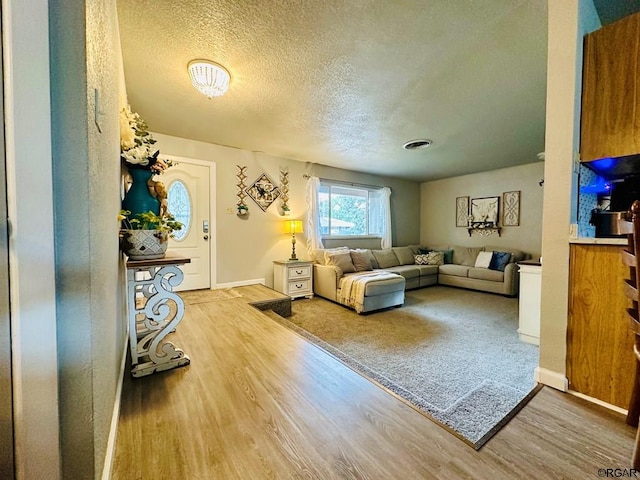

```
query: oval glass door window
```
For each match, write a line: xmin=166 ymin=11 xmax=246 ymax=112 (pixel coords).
xmin=167 ymin=180 xmax=191 ymax=241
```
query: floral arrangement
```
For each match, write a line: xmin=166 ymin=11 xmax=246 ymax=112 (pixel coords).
xmin=120 ymin=105 xmax=173 ymax=174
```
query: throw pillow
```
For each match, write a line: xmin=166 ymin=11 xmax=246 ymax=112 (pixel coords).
xmin=435 ymin=249 xmax=454 ymax=264
xmin=418 ymin=247 xmax=431 ymax=254
xmin=415 ymin=251 xmax=444 ymax=265
xmin=350 ymin=250 xmax=373 ymax=271
xmin=489 ymin=251 xmax=512 ymax=272
xmin=372 ymin=249 xmax=400 ymax=268
xmin=414 ymin=254 xmax=429 ymax=265
xmin=485 ymin=246 xmax=524 ymax=263
xmin=324 ymin=251 xmax=356 ymax=273
xmin=367 ymin=250 xmax=380 ymax=269
xmin=452 ymin=246 xmax=484 ymax=267
xmin=474 ymin=251 xmax=493 ymax=269
xmin=312 ymin=246 xmax=349 ymax=265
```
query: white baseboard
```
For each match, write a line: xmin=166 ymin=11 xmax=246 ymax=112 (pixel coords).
xmin=100 ymin=340 xmax=128 ymax=480
xmin=534 ymin=367 xmax=568 ymax=391
xmin=536 ymin=369 xmax=628 ymax=415
xmin=567 ymin=390 xmax=628 ymax=415
xmin=215 ymin=278 xmax=265 ymax=289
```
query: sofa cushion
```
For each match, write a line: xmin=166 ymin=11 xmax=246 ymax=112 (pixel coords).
xmin=372 ymin=249 xmax=400 ymax=268
xmin=312 ymin=246 xmax=349 ymax=265
xmin=438 ymin=264 xmax=470 ymax=277
xmin=468 ymin=267 xmax=505 ymax=282
xmin=489 ymin=251 xmax=512 ymax=271
xmin=406 ymin=244 xmax=423 ymax=255
xmin=360 ymin=276 xmax=406 ymax=296
xmin=414 ymin=264 xmax=439 ymax=276
xmin=392 ymin=247 xmax=416 ymax=265
xmin=384 ymin=265 xmax=420 ymax=279
xmin=452 ymin=246 xmax=484 ymax=266
xmin=350 ymin=249 xmax=373 ymax=271
xmin=474 ymin=251 xmax=493 ymax=268
xmin=415 ymin=251 xmax=444 ymax=266
xmin=325 ymin=251 xmax=356 ymax=273
xmin=339 ymin=272 xmax=405 ymax=296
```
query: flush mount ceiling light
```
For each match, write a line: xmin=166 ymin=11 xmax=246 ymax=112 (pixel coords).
xmin=403 ymin=139 xmax=433 ymax=150
xmin=187 ymin=60 xmax=230 ymax=98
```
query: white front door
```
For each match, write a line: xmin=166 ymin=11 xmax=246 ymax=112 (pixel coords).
xmin=161 ymin=157 xmax=214 ymax=291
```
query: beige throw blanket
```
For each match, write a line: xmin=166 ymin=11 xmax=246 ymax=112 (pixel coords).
xmin=337 ymin=271 xmax=402 ymax=313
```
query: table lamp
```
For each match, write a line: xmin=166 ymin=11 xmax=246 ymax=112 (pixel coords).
xmin=284 ymin=219 xmax=304 ymax=261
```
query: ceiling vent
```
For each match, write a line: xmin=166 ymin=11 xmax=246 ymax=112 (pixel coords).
xmin=403 ymin=139 xmax=433 ymax=150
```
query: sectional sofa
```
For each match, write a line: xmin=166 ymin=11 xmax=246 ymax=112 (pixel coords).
xmin=311 ymin=239 xmax=528 ymax=313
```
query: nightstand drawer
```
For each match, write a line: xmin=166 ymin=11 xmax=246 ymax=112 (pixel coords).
xmin=288 ymin=265 xmax=311 ymax=279
xmin=287 ymin=279 xmax=311 ymax=294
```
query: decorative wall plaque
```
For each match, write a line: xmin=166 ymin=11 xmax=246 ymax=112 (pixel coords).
xmin=245 ymin=173 xmax=281 ymax=211
xmin=470 ymin=196 xmax=500 ymax=226
xmin=456 ymin=196 xmax=469 ymax=227
xmin=502 ymin=191 xmax=521 ymax=226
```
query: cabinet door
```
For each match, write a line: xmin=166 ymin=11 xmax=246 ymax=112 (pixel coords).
xmin=581 ymin=12 xmax=640 ymax=162
xmin=567 ymin=244 xmax=635 ymax=408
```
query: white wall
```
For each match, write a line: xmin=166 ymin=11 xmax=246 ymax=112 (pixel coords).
xmin=50 ymin=0 xmax=125 ymax=477
xmin=4 ymin=0 xmax=60 ymax=477
xmin=420 ymin=162 xmax=544 ymax=258
xmin=538 ymin=0 xmax=600 ymax=387
xmin=152 ymin=132 xmax=421 ymax=287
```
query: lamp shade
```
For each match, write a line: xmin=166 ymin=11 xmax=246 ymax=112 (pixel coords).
xmin=283 ymin=220 xmax=303 ymax=234
xmin=187 ymin=60 xmax=230 ymax=98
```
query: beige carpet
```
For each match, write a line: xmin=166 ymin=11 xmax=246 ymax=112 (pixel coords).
xmin=269 ymin=285 xmax=540 ymax=449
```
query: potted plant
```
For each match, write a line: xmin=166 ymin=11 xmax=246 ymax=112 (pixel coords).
xmin=237 ymin=203 xmax=249 ymax=216
xmin=119 ymin=210 xmax=183 ymax=260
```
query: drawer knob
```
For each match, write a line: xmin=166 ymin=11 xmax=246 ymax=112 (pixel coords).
xmin=295 ymin=284 xmax=303 ymax=288
xmin=295 ymin=270 xmax=303 ymax=275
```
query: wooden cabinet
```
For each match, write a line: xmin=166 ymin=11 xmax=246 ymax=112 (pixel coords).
xmin=273 ymin=260 xmax=314 ymax=299
xmin=567 ymin=244 xmax=635 ymax=408
xmin=518 ymin=262 xmax=541 ymax=345
xmin=580 ymin=12 xmax=640 ymax=162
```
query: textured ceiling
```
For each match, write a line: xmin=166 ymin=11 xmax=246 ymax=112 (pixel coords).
xmin=117 ymin=0 xmax=549 ymax=182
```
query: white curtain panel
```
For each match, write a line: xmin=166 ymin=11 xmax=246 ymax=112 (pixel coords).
xmin=367 ymin=186 xmax=392 ymax=248
xmin=305 ymin=176 xmax=324 ymax=255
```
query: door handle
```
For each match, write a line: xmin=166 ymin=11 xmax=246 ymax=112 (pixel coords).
xmin=203 ymin=235 xmax=209 ymax=240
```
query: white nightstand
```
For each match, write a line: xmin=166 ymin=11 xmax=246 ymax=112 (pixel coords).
xmin=273 ymin=260 xmax=314 ymax=299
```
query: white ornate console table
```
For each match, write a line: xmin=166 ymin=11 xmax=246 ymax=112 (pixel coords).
xmin=126 ymin=253 xmax=191 ymax=377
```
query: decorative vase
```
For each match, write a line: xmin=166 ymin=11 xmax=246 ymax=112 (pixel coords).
xmin=120 ymin=229 xmax=168 ymax=260
xmin=122 ymin=166 xmax=160 ymax=217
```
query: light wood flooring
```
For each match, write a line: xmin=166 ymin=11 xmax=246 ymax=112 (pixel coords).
xmin=112 ymin=285 xmax=636 ymax=479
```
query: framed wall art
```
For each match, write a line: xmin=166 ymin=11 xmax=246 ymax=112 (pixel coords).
xmin=502 ymin=190 xmax=521 ymax=226
xmin=456 ymin=196 xmax=469 ymax=227
xmin=470 ymin=196 xmax=500 ymax=226
xmin=245 ymin=173 xmax=281 ymax=212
